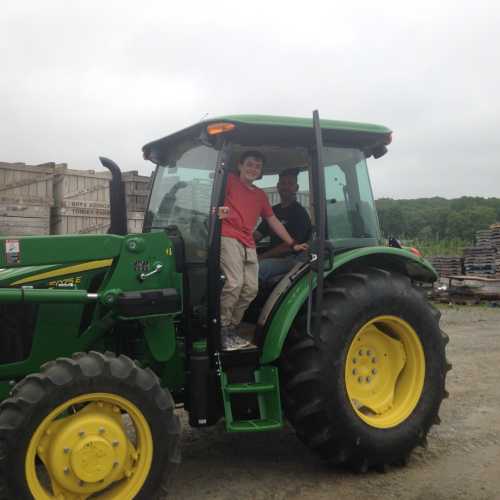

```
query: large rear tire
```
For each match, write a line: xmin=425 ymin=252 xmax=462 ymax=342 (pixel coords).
xmin=280 ymin=267 xmax=450 ymax=470
xmin=0 ymin=351 xmax=181 ymax=499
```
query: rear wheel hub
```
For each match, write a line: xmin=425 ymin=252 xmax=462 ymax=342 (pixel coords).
xmin=345 ymin=315 xmax=425 ymax=429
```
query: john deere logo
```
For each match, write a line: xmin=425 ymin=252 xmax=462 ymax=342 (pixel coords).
xmin=71 ymin=439 xmax=115 ymax=482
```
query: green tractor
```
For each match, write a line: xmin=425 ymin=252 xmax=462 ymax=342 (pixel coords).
xmin=0 ymin=112 xmax=450 ymax=499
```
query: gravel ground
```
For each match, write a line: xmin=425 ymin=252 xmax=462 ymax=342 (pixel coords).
xmin=168 ymin=306 xmax=500 ymax=500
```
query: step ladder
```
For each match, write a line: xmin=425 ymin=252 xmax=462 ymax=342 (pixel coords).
xmin=220 ymin=365 xmax=283 ymax=432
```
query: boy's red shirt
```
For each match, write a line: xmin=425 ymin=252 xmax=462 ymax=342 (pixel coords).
xmin=221 ymin=173 xmax=273 ymax=248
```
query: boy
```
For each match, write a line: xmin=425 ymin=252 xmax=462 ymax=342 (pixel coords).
xmin=218 ymin=151 xmax=308 ymax=350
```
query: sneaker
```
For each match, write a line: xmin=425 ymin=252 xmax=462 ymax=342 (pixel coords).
xmin=222 ymin=335 xmax=250 ymax=351
xmin=221 ymin=327 xmax=252 ymax=351
xmin=221 ymin=326 xmax=236 ymax=350
xmin=221 ymin=325 xmax=236 ymax=339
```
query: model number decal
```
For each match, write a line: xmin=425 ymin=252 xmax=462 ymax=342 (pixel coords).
xmin=134 ymin=260 xmax=150 ymax=273
xmin=48 ymin=276 xmax=82 ymax=288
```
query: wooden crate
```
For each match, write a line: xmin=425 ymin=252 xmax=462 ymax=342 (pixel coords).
xmin=122 ymin=171 xmax=151 ymax=212
xmin=51 ymin=206 xmax=144 ymax=235
xmin=127 ymin=211 xmax=144 ymax=233
xmin=51 ymin=166 xmax=149 ymax=234
xmin=0 ymin=204 xmax=51 ymax=236
xmin=53 ymin=165 xmax=111 ymax=211
xmin=0 ymin=162 xmax=57 ymax=205
xmin=53 ymin=166 xmax=151 ymax=211
xmin=0 ymin=163 xmax=149 ymax=235
xmin=0 ymin=162 xmax=58 ymax=236
xmin=51 ymin=205 xmax=111 ymax=234
xmin=428 ymin=255 xmax=463 ymax=277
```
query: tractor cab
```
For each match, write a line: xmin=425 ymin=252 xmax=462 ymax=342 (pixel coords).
xmin=142 ymin=114 xmax=389 ymax=351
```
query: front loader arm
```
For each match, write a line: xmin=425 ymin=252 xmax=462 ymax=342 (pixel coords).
xmin=0 ymin=234 xmax=123 ymax=268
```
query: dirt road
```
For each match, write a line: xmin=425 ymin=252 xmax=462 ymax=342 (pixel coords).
xmin=169 ymin=306 xmax=500 ymax=500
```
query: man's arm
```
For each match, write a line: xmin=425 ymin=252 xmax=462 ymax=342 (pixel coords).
xmin=260 ymin=206 xmax=311 ymax=259
xmin=258 ymin=241 xmax=292 ymax=259
xmin=265 ymin=215 xmax=308 ymax=253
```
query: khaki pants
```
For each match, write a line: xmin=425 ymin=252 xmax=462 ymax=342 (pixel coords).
xmin=220 ymin=236 xmax=258 ymax=327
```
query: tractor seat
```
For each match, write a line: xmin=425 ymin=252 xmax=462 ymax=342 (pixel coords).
xmin=263 ymin=273 xmax=289 ymax=291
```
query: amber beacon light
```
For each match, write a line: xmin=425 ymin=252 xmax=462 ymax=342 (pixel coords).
xmin=206 ymin=122 xmax=236 ymax=135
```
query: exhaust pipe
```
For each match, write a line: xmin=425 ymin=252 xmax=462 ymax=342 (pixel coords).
xmin=99 ymin=157 xmax=128 ymax=236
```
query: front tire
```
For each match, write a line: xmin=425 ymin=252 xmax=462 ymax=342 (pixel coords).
xmin=280 ymin=267 xmax=450 ymax=470
xmin=0 ymin=351 xmax=181 ymax=499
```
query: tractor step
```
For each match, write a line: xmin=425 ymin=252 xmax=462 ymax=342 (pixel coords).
xmin=225 ymin=382 xmax=275 ymax=394
xmin=220 ymin=347 xmax=260 ymax=367
xmin=227 ymin=418 xmax=282 ymax=432
xmin=220 ymin=365 xmax=283 ymax=433
xmin=192 ymin=341 xmax=260 ymax=368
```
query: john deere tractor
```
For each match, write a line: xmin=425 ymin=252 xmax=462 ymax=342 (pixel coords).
xmin=0 ymin=112 xmax=450 ymax=499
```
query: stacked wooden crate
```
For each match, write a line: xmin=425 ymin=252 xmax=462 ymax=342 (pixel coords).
xmin=428 ymin=256 xmax=463 ymax=277
xmin=51 ymin=166 xmax=150 ymax=235
xmin=0 ymin=162 xmax=59 ymax=236
xmin=122 ymin=171 xmax=150 ymax=211
xmin=463 ymin=228 xmax=495 ymax=277
xmin=476 ymin=229 xmax=493 ymax=247
xmin=491 ymin=223 xmax=500 ymax=278
xmin=122 ymin=170 xmax=151 ymax=233
xmin=51 ymin=166 xmax=112 ymax=235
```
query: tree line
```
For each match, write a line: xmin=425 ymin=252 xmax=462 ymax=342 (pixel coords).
xmin=376 ymin=196 xmax=500 ymax=244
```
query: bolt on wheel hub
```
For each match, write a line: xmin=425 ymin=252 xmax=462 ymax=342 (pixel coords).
xmin=352 ymin=345 xmax=381 ymax=386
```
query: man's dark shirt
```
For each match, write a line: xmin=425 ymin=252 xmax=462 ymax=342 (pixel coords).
xmin=257 ymin=200 xmax=312 ymax=250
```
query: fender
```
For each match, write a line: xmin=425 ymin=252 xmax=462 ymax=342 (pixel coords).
xmin=260 ymin=246 xmax=437 ymax=364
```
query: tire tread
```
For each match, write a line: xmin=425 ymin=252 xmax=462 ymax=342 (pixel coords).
xmin=280 ymin=267 xmax=450 ymax=471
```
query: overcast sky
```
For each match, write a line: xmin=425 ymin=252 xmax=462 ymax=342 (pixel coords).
xmin=1 ymin=1 xmax=499 ymax=199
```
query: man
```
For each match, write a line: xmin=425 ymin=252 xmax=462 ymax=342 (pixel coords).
xmin=218 ymin=153 xmax=308 ymax=350
xmin=255 ymin=168 xmax=312 ymax=284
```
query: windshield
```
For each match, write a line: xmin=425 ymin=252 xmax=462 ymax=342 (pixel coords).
xmin=145 ymin=141 xmax=218 ymax=262
xmin=323 ymin=147 xmax=381 ymax=248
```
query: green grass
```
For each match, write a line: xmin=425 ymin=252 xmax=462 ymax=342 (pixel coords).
xmin=402 ymin=238 xmax=471 ymax=257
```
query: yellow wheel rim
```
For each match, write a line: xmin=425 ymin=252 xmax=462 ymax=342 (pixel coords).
xmin=345 ymin=316 xmax=425 ymax=429
xmin=25 ymin=393 xmax=153 ymax=499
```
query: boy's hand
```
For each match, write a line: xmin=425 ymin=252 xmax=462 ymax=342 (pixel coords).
xmin=217 ymin=206 xmax=230 ymax=219
xmin=292 ymin=242 xmax=308 ymax=253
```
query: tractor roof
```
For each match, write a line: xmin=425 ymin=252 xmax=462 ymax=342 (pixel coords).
xmin=143 ymin=114 xmax=392 ymax=166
